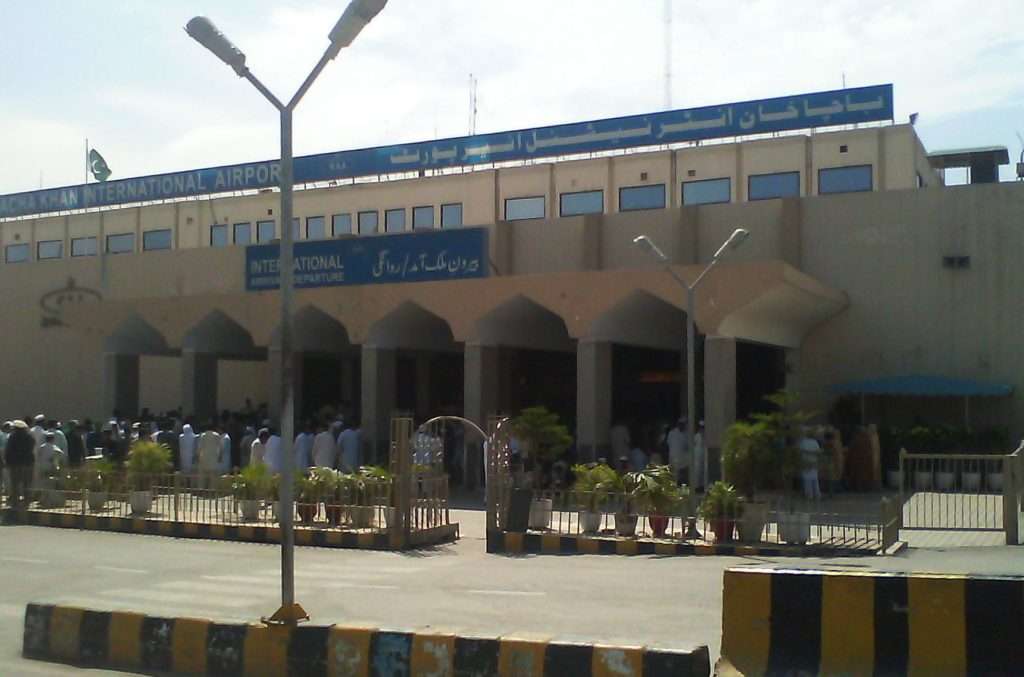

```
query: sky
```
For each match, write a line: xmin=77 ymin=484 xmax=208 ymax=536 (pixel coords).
xmin=1 ymin=0 xmax=1022 ymax=194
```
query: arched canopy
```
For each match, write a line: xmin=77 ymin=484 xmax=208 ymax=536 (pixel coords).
xmin=104 ymin=313 xmax=174 ymax=356
xmin=588 ymin=290 xmax=685 ymax=350
xmin=271 ymin=305 xmax=352 ymax=353
xmin=475 ymin=295 xmax=573 ymax=351
xmin=366 ymin=301 xmax=458 ymax=351
xmin=182 ymin=310 xmax=260 ymax=357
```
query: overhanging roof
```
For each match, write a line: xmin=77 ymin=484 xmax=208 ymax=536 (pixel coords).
xmin=928 ymin=146 xmax=1010 ymax=170
xmin=832 ymin=374 xmax=1013 ymax=398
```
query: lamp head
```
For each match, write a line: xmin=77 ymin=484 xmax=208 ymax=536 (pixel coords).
xmin=632 ymin=235 xmax=669 ymax=262
xmin=185 ymin=16 xmax=247 ymax=77
xmin=327 ymin=0 xmax=388 ymax=59
xmin=712 ymin=228 xmax=750 ymax=259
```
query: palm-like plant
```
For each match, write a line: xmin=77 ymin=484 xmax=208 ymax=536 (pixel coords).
xmin=571 ymin=463 xmax=618 ymax=512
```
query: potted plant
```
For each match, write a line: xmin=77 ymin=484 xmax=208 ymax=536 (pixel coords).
xmin=722 ymin=418 xmax=775 ymax=543
xmin=125 ymin=441 xmax=172 ymax=516
xmin=699 ymin=481 xmax=741 ymax=543
xmin=632 ymin=465 xmax=684 ymax=538
xmin=341 ymin=472 xmax=373 ymax=528
xmin=570 ymin=463 xmax=617 ymax=533
xmin=233 ymin=463 xmax=273 ymax=522
xmin=309 ymin=467 xmax=343 ymax=525
xmin=294 ymin=473 xmax=319 ymax=524
xmin=78 ymin=458 xmax=117 ymax=511
xmin=510 ymin=406 xmax=572 ymax=530
xmin=41 ymin=469 xmax=72 ymax=509
xmin=359 ymin=465 xmax=395 ymax=528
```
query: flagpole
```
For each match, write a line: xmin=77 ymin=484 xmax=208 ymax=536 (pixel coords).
xmin=85 ymin=138 xmax=89 ymax=184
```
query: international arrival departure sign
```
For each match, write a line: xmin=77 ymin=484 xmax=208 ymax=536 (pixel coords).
xmin=245 ymin=227 xmax=489 ymax=291
xmin=0 ymin=85 xmax=894 ymax=219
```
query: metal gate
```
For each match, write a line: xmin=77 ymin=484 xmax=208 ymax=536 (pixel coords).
xmin=898 ymin=450 xmax=1011 ymax=534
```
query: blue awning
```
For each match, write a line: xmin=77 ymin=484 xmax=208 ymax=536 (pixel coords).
xmin=832 ymin=374 xmax=1014 ymax=398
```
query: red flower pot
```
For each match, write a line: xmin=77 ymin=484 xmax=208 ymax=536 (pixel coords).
xmin=325 ymin=504 xmax=344 ymax=526
xmin=648 ymin=514 xmax=670 ymax=538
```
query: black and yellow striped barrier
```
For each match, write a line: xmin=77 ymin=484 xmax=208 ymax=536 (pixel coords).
xmin=11 ymin=509 xmax=457 ymax=551
xmin=720 ymin=567 xmax=1024 ymax=676
xmin=24 ymin=603 xmax=710 ymax=676
xmin=487 ymin=530 xmax=875 ymax=558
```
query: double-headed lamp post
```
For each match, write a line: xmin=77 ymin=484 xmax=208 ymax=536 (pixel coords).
xmin=633 ymin=228 xmax=749 ymax=488
xmin=186 ymin=0 xmax=387 ymax=625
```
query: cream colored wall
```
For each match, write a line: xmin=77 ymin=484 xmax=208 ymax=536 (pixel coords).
xmin=498 ymin=164 xmax=552 ymax=220
xmin=677 ymin=145 xmax=738 ymax=203
xmin=810 ymin=129 xmax=881 ymax=193
xmin=554 ymin=158 xmax=611 ymax=215
xmin=742 ymin=136 xmax=808 ymax=197
xmin=610 ymin=151 xmax=672 ymax=212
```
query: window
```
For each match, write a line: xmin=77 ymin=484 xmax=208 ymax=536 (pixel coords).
xmin=71 ymin=237 xmax=97 ymax=257
xmin=143 ymin=229 xmax=172 ymax=251
xmin=306 ymin=216 xmax=326 ymax=240
xmin=106 ymin=233 xmax=135 ymax=254
xmin=385 ymin=208 xmax=406 ymax=233
xmin=748 ymin=171 xmax=800 ymax=201
xmin=682 ymin=178 xmax=731 ymax=206
xmin=818 ymin=165 xmax=873 ymax=194
xmin=331 ymin=213 xmax=352 ymax=236
xmin=412 ymin=206 xmax=435 ymax=229
xmin=916 ymin=173 xmax=925 ymax=189
xmin=559 ymin=190 xmax=603 ymax=216
xmin=5 ymin=243 xmax=29 ymax=263
xmin=37 ymin=240 xmax=63 ymax=260
xmin=210 ymin=225 xmax=229 ymax=247
xmin=257 ymin=220 xmax=275 ymax=243
xmin=619 ymin=184 xmax=665 ymax=211
xmin=234 ymin=222 xmax=252 ymax=245
xmin=358 ymin=211 xmax=378 ymax=235
xmin=441 ymin=203 xmax=463 ymax=228
xmin=505 ymin=196 xmax=545 ymax=220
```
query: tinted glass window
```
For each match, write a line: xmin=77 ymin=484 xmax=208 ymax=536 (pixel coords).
xmin=559 ymin=190 xmax=603 ymax=216
xmin=818 ymin=165 xmax=872 ymax=194
xmin=210 ymin=225 xmax=229 ymax=247
xmin=358 ymin=211 xmax=378 ymax=235
xmin=37 ymin=240 xmax=63 ymax=260
xmin=332 ymin=213 xmax=352 ymax=236
xmin=748 ymin=172 xmax=800 ymax=200
xmin=234 ymin=222 xmax=252 ymax=245
xmin=5 ymin=243 xmax=29 ymax=263
xmin=71 ymin=237 xmax=97 ymax=257
xmin=413 ymin=206 xmax=434 ymax=228
xmin=257 ymin=220 xmax=275 ymax=242
xmin=683 ymin=178 xmax=731 ymax=205
xmin=385 ymin=208 xmax=406 ymax=233
xmin=143 ymin=229 xmax=172 ymax=251
xmin=306 ymin=216 xmax=326 ymax=240
xmin=505 ymin=196 xmax=545 ymax=220
xmin=441 ymin=203 xmax=463 ymax=228
xmin=107 ymin=233 xmax=135 ymax=254
xmin=619 ymin=184 xmax=665 ymax=211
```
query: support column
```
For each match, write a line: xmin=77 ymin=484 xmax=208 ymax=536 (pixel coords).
xmin=361 ymin=345 xmax=396 ymax=465
xmin=181 ymin=350 xmax=218 ymax=423
xmin=415 ymin=353 xmax=431 ymax=421
xmin=464 ymin=343 xmax=499 ymax=427
xmin=576 ymin=339 xmax=613 ymax=463
xmin=103 ymin=353 xmax=140 ymax=419
xmin=270 ymin=349 xmax=305 ymax=425
xmin=704 ymin=336 xmax=737 ymax=483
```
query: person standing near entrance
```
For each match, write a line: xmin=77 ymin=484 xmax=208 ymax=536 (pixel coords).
xmin=5 ymin=420 xmax=34 ymax=509
xmin=294 ymin=421 xmax=315 ymax=472
xmin=179 ymin=424 xmax=197 ymax=476
xmin=799 ymin=427 xmax=822 ymax=500
xmin=337 ymin=422 xmax=361 ymax=473
xmin=196 ymin=424 xmax=223 ymax=489
xmin=312 ymin=422 xmax=338 ymax=469
xmin=667 ymin=418 xmax=689 ymax=485
xmin=609 ymin=421 xmax=631 ymax=466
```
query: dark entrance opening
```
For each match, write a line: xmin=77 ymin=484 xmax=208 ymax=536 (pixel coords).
xmin=736 ymin=341 xmax=786 ymax=419
xmin=502 ymin=348 xmax=576 ymax=432
xmin=302 ymin=354 xmax=341 ymax=420
xmin=612 ymin=344 xmax=681 ymax=446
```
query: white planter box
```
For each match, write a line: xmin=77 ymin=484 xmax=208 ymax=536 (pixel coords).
xmin=528 ymin=498 xmax=553 ymax=530
xmin=777 ymin=512 xmax=810 ymax=545
xmin=129 ymin=490 xmax=152 ymax=516
xmin=579 ymin=510 xmax=602 ymax=534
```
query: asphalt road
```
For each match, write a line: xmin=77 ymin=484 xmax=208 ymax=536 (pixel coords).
xmin=2 ymin=511 xmax=1022 ymax=675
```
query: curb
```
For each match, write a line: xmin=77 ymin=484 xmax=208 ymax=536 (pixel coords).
xmin=5 ymin=509 xmax=458 ymax=551
xmin=23 ymin=603 xmax=710 ymax=676
xmin=720 ymin=567 xmax=1024 ymax=675
xmin=486 ymin=530 xmax=877 ymax=558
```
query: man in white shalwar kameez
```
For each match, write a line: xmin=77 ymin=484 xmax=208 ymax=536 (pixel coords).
xmin=197 ymin=426 xmax=223 ymax=489
xmin=294 ymin=422 xmax=315 ymax=472
xmin=337 ymin=424 xmax=361 ymax=473
xmin=264 ymin=432 xmax=283 ymax=474
xmin=312 ymin=424 xmax=338 ymax=469
xmin=178 ymin=424 xmax=197 ymax=476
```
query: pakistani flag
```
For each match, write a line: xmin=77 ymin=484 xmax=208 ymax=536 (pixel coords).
xmin=89 ymin=149 xmax=112 ymax=182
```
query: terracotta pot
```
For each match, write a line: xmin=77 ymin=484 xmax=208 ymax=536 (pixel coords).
xmin=710 ymin=518 xmax=736 ymax=543
xmin=296 ymin=502 xmax=318 ymax=524
xmin=648 ymin=514 xmax=670 ymax=538
xmin=325 ymin=504 xmax=345 ymax=526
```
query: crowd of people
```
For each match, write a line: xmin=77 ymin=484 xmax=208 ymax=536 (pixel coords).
xmin=607 ymin=417 xmax=708 ymax=491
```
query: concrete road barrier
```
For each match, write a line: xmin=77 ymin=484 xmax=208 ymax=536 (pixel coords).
xmin=719 ymin=567 xmax=1024 ymax=676
xmin=24 ymin=603 xmax=710 ymax=676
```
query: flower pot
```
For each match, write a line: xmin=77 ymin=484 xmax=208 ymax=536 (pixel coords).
xmin=961 ymin=471 xmax=981 ymax=492
xmin=913 ymin=471 xmax=933 ymax=490
xmin=987 ymin=472 xmax=1003 ymax=492
xmin=296 ymin=502 xmax=318 ymax=524
xmin=648 ymin=514 xmax=670 ymax=538
xmin=614 ymin=513 xmax=638 ymax=537
xmin=579 ymin=510 xmax=603 ymax=534
xmin=935 ymin=471 xmax=956 ymax=491
xmin=528 ymin=498 xmax=553 ymax=530
xmin=381 ymin=506 xmax=397 ymax=529
xmin=777 ymin=512 xmax=810 ymax=545
xmin=41 ymin=490 xmax=66 ymax=509
xmin=737 ymin=501 xmax=769 ymax=544
xmin=129 ymin=490 xmax=152 ymax=516
xmin=238 ymin=499 xmax=261 ymax=522
xmin=350 ymin=506 xmax=374 ymax=529
xmin=886 ymin=470 xmax=902 ymax=490
xmin=325 ymin=504 xmax=345 ymax=526
xmin=710 ymin=518 xmax=736 ymax=543
xmin=87 ymin=491 xmax=108 ymax=512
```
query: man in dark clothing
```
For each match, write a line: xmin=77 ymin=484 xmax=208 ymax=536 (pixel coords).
xmin=66 ymin=420 xmax=86 ymax=467
xmin=5 ymin=420 xmax=35 ymax=509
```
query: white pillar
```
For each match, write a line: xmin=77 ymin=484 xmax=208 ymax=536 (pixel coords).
xmin=103 ymin=353 xmax=140 ymax=419
xmin=704 ymin=336 xmax=737 ymax=482
xmin=577 ymin=339 xmax=613 ymax=463
xmin=361 ymin=345 xmax=396 ymax=465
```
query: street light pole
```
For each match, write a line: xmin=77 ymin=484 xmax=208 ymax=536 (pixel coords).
xmin=633 ymin=229 xmax=749 ymax=488
xmin=186 ymin=0 xmax=387 ymax=624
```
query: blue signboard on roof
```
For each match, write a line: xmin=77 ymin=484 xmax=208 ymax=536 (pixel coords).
xmin=245 ymin=227 xmax=489 ymax=291
xmin=0 ymin=84 xmax=893 ymax=219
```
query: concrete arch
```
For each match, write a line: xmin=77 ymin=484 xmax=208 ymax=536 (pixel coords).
xmin=588 ymin=290 xmax=685 ymax=350
xmin=104 ymin=313 xmax=174 ymax=356
xmin=182 ymin=309 xmax=259 ymax=357
xmin=271 ymin=305 xmax=353 ymax=353
xmin=475 ymin=294 xmax=574 ymax=352
xmin=366 ymin=301 xmax=457 ymax=351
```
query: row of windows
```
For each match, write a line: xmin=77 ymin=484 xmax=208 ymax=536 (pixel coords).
xmin=3 ymin=166 xmax=873 ymax=262
xmin=208 ymin=203 xmax=465 ymax=247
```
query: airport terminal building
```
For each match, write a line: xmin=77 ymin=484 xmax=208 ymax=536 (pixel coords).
xmin=1 ymin=84 xmax=1020 ymax=461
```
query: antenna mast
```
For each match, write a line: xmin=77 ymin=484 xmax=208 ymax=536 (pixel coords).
xmin=468 ymin=73 xmax=478 ymax=136
xmin=664 ymin=0 xmax=672 ymax=109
